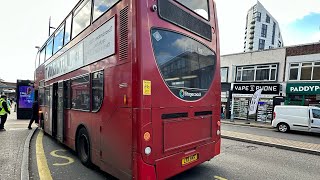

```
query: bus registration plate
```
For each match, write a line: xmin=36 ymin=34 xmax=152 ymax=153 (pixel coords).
xmin=182 ymin=153 xmax=199 ymax=166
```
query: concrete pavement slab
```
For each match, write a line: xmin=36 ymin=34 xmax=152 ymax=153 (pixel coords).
xmin=222 ymin=130 xmax=320 ymax=155
xmin=0 ymin=110 xmax=38 ymax=180
xmin=222 ymin=119 xmax=273 ymax=129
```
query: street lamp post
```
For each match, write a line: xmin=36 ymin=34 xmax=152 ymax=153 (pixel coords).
xmin=48 ymin=17 xmax=56 ymax=36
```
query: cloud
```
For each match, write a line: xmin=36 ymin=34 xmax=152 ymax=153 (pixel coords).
xmin=215 ymin=0 xmax=320 ymax=55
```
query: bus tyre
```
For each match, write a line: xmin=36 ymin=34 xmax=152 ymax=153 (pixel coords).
xmin=277 ymin=123 xmax=289 ymax=133
xmin=77 ymin=128 xmax=92 ymax=167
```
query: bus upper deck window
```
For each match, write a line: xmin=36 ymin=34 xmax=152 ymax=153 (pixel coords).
xmin=175 ymin=0 xmax=209 ymax=20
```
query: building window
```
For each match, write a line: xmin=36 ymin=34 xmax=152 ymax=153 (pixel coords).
xmin=256 ymin=12 xmax=261 ymax=22
xmin=261 ymin=24 xmax=267 ymax=38
xmin=221 ymin=67 xmax=228 ymax=83
xmin=236 ymin=64 xmax=277 ymax=82
xmin=301 ymin=63 xmax=312 ymax=80
xmin=272 ymin=22 xmax=276 ymax=45
xmin=313 ymin=62 xmax=320 ymax=80
xmin=289 ymin=62 xmax=320 ymax=81
xmin=289 ymin=63 xmax=299 ymax=80
xmin=92 ymin=70 xmax=104 ymax=112
xmin=266 ymin=14 xmax=270 ymax=23
xmin=258 ymin=39 xmax=265 ymax=50
xmin=71 ymin=75 xmax=90 ymax=110
xmin=242 ymin=66 xmax=255 ymax=81
xmin=278 ymin=40 xmax=282 ymax=47
xmin=269 ymin=46 xmax=273 ymax=49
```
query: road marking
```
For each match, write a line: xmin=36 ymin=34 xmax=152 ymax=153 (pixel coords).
xmin=36 ymin=131 xmax=53 ymax=180
xmin=214 ymin=176 xmax=228 ymax=180
xmin=50 ymin=149 xmax=75 ymax=166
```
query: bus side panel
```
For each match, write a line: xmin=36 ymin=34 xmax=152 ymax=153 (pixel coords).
xmin=99 ymin=62 xmax=133 ymax=178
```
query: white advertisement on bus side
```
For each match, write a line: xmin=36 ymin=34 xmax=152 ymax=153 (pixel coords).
xmin=45 ymin=17 xmax=116 ymax=80
xmin=84 ymin=17 xmax=115 ymax=64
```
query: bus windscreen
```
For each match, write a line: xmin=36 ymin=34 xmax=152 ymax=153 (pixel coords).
xmin=176 ymin=0 xmax=209 ymax=20
xmin=151 ymin=29 xmax=216 ymax=101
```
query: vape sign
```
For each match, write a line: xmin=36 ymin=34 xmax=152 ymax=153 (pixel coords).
xmin=233 ymin=84 xmax=280 ymax=94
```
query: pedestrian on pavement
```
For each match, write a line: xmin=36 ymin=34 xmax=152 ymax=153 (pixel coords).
xmin=28 ymin=100 xmax=39 ymax=130
xmin=221 ymin=106 xmax=225 ymax=119
xmin=0 ymin=95 xmax=11 ymax=131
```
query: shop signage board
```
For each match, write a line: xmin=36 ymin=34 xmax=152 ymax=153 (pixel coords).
xmin=287 ymin=83 xmax=320 ymax=95
xmin=233 ymin=83 xmax=280 ymax=94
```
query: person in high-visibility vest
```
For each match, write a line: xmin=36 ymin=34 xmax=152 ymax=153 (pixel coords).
xmin=0 ymin=95 xmax=11 ymax=131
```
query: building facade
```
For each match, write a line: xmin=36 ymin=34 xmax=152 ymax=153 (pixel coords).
xmin=244 ymin=1 xmax=283 ymax=52
xmin=285 ymin=43 xmax=320 ymax=107
xmin=221 ymin=48 xmax=286 ymax=122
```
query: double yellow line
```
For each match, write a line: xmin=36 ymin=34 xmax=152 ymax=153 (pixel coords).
xmin=36 ymin=131 xmax=53 ymax=180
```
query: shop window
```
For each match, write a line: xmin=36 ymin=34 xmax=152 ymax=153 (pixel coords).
xmin=71 ymin=75 xmax=90 ymax=110
xmin=92 ymin=71 xmax=104 ymax=112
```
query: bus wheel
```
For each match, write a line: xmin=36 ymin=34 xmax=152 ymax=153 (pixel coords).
xmin=77 ymin=128 xmax=92 ymax=166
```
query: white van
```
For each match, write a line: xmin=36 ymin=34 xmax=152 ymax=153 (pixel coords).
xmin=272 ymin=105 xmax=320 ymax=133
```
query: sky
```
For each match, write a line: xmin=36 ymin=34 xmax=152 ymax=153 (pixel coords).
xmin=0 ymin=0 xmax=319 ymax=82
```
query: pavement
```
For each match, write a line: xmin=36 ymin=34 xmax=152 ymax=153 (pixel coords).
xmin=0 ymin=105 xmax=37 ymax=180
xmin=221 ymin=118 xmax=320 ymax=155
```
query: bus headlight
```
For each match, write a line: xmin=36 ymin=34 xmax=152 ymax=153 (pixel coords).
xmin=145 ymin=147 xmax=152 ymax=155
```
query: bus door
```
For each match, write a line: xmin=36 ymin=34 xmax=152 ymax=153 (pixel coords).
xmin=51 ymin=83 xmax=58 ymax=138
xmin=48 ymin=84 xmax=53 ymax=136
xmin=56 ymin=81 xmax=64 ymax=142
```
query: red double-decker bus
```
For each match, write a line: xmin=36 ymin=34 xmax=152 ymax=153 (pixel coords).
xmin=34 ymin=0 xmax=220 ymax=179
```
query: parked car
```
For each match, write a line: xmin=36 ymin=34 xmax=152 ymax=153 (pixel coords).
xmin=272 ymin=105 xmax=320 ymax=133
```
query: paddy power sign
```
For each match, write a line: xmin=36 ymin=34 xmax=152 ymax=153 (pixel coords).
xmin=287 ymin=83 xmax=320 ymax=95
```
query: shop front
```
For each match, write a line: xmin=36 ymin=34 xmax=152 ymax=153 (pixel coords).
xmin=221 ymin=83 xmax=231 ymax=119
xmin=231 ymin=83 xmax=280 ymax=122
xmin=286 ymin=83 xmax=320 ymax=107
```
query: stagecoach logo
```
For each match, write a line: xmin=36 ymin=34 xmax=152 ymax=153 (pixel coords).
xmin=179 ymin=89 xmax=202 ymax=99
